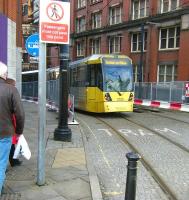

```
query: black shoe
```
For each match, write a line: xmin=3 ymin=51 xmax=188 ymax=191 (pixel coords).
xmin=10 ymin=159 xmax=22 ymax=167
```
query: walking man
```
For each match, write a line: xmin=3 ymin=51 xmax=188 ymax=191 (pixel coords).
xmin=0 ymin=62 xmax=25 ymax=195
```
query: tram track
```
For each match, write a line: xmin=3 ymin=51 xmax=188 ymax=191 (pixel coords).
xmin=120 ymin=113 xmax=189 ymax=155
xmin=76 ymin=110 xmax=189 ymax=200
xmin=135 ymin=108 xmax=189 ymax=125
xmin=93 ymin=115 xmax=180 ymax=200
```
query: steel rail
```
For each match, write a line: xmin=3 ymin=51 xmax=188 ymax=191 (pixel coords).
xmin=95 ymin=116 xmax=178 ymax=200
xmin=120 ymin=113 xmax=189 ymax=154
xmin=134 ymin=107 xmax=189 ymax=124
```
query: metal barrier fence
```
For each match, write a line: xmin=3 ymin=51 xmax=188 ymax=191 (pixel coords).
xmin=46 ymin=80 xmax=59 ymax=106
xmin=22 ymin=80 xmax=189 ymax=104
xmin=134 ymin=81 xmax=189 ymax=103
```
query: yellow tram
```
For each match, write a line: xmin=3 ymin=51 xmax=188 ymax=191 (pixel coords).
xmin=69 ymin=54 xmax=134 ymax=113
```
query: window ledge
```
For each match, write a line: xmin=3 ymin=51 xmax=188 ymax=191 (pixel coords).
xmin=77 ymin=6 xmax=86 ymax=11
xmin=159 ymin=48 xmax=179 ymax=51
xmin=90 ymin=0 xmax=103 ymax=6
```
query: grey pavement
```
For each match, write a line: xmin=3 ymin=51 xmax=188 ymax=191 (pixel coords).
xmin=1 ymin=101 xmax=103 ymax=200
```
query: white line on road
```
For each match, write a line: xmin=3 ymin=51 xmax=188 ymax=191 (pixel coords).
xmin=98 ymin=129 xmax=112 ymax=136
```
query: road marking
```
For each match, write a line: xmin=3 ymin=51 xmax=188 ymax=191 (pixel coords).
xmin=138 ymin=129 xmax=154 ymax=136
xmin=79 ymin=119 xmax=111 ymax=169
xmin=154 ymin=128 xmax=180 ymax=135
xmin=119 ymin=129 xmax=153 ymax=136
xmin=79 ymin=119 xmax=121 ymax=188
xmin=119 ymin=129 xmax=131 ymax=136
xmin=98 ymin=129 xmax=112 ymax=136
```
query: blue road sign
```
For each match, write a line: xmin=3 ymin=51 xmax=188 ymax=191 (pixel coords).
xmin=25 ymin=34 xmax=39 ymax=57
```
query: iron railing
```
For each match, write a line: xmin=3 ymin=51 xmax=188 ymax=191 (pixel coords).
xmin=22 ymin=80 xmax=189 ymax=104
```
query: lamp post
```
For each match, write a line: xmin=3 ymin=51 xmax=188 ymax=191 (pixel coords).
xmin=54 ymin=0 xmax=72 ymax=141
xmin=138 ymin=23 xmax=144 ymax=99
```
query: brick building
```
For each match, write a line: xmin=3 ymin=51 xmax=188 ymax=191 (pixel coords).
xmin=0 ymin=0 xmax=22 ymax=93
xmin=22 ymin=0 xmax=59 ymax=79
xmin=22 ymin=0 xmax=39 ymax=73
xmin=70 ymin=0 xmax=189 ymax=82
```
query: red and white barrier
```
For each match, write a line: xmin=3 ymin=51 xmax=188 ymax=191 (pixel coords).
xmin=22 ymin=95 xmax=78 ymax=124
xmin=134 ymin=99 xmax=189 ymax=112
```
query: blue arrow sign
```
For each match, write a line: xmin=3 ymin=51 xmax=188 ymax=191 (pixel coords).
xmin=25 ymin=34 xmax=39 ymax=57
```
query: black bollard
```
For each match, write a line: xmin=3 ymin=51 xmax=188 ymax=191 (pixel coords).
xmin=125 ymin=152 xmax=141 ymax=200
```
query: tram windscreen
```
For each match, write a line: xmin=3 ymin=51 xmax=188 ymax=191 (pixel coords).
xmin=103 ymin=59 xmax=133 ymax=92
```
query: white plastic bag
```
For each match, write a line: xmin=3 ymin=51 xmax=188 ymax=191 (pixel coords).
xmin=13 ymin=134 xmax=31 ymax=160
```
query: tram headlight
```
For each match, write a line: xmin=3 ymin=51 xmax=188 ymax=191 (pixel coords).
xmin=105 ymin=93 xmax=112 ymax=101
xmin=128 ymin=93 xmax=134 ymax=101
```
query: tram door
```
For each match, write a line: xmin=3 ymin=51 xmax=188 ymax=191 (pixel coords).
xmin=86 ymin=65 xmax=96 ymax=111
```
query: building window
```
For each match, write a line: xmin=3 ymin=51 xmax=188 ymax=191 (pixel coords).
xmin=158 ymin=64 xmax=177 ymax=82
xmin=91 ymin=12 xmax=102 ymax=29
xmin=22 ymin=4 xmax=28 ymax=16
xmin=132 ymin=0 xmax=149 ymax=20
xmin=22 ymin=53 xmax=29 ymax=63
xmin=109 ymin=6 xmax=122 ymax=25
xmin=108 ymin=36 xmax=121 ymax=53
xmin=133 ymin=64 xmax=143 ymax=82
xmin=76 ymin=41 xmax=84 ymax=57
xmin=160 ymin=0 xmax=179 ymax=13
xmin=159 ymin=26 xmax=180 ymax=49
xmin=76 ymin=17 xmax=86 ymax=33
xmin=78 ymin=0 xmax=86 ymax=9
xmin=131 ymin=32 xmax=147 ymax=52
xmin=90 ymin=38 xmax=101 ymax=54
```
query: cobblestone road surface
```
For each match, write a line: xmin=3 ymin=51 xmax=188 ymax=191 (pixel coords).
xmin=77 ymin=112 xmax=170 ymax=200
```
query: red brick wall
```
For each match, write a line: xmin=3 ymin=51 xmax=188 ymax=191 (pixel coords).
xmin=70 ymin=0 xmax=189 ymax=81
xmin=178 ymin=30 xmax=189 ymax=80
xmin=48 ymin=47 xmax=60 ymax=68
xmin=181 ymin=0 xmax=189 ymax=7
xmin=0 ymin=0 xmax=22 ymax=47
xmin=0 ymin=0 xmax=17 ymax=22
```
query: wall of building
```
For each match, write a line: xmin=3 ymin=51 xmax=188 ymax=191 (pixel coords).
xmin=0 ymin=14 xmax=7 ymax=64
xmin=0 ymin=0 xmax=22 ymax=94
xmin=70 ymin=0 xmax=189 ymax=82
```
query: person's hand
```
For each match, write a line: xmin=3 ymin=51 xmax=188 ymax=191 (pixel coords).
xmin=15 ymin=133 xmax=22 ymax=138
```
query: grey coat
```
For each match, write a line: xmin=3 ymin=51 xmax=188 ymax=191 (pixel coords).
xmin=0 ymin=78 xmax=25 ymax=138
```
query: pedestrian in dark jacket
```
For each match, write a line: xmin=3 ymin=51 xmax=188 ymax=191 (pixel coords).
xmin=6 ymin=78 xmax=22 ymax=167
xmin=0 ymin=62 xmax=25 ymax=196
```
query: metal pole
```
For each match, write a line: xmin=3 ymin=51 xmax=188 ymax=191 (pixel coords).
xmin=150 ymin=82 xmax=153 ymax=100
xmin=169 ymin=82 xmax=172 ymax=102
xmin=125 ymin=152 xmax=141 ymax=200
xmin=37 ymin=42 xmax=46 ymax=185
xmin=54 ymin=0 xmax=72 ymax=141
xmin=138 ymin=23 xmax=144 ymax=99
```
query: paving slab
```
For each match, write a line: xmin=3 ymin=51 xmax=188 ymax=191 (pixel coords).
xmin=2 ymin=102 xmax=103 ymax=200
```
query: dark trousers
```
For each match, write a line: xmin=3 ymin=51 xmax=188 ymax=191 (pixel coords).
xmin=9 ymin=144 xmax=15 ymax=166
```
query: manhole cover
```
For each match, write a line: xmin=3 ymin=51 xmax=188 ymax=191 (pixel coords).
xmin=0 ymin=193 xmax=21 ymax=200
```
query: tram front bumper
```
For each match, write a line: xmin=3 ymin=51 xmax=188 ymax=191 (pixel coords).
xmin=103 ymin=101 xmax=133 ymax=112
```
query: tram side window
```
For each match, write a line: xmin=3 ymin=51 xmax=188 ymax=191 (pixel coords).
xmin=71 ymin=68 xmax=77 ymax=86
xmin=78 ymin=66 xmax=86 ymax=87
xmin=96 ymin=65 xmax=103 ymax=90
xmin=88 ymin=65 xmax=96 ymax=86
xmin=87 ymin=64 xmax=102 ymax=89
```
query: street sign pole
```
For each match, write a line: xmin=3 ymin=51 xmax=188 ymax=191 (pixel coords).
xmin=37 ymin=40 xmax=46 ymax=186
xmin=37 ymin=0 xmax=71 ymax=184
